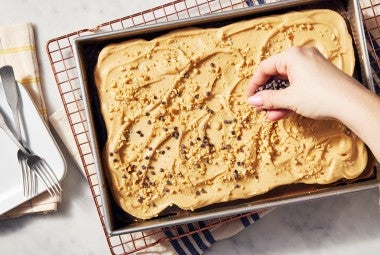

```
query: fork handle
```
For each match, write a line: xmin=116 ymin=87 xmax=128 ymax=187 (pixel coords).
xmin=0 ymin=108 xmax=29 ymax=155
xmin=11 ymin=108 xmax=22 ymax=142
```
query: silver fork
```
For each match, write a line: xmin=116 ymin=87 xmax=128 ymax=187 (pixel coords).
xmin=0 ymin=65 xmax=37 ymax=197
xmin=0 ymin=106 xmax=62 ymax=197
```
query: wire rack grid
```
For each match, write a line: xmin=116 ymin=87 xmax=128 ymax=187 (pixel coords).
xmin=46 ymin=0 xmax=380 ymax=254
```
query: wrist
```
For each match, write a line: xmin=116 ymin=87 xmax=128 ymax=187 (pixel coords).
xmin=335 ymin=85 xmax=380 ymax=161
xmin=329 ymin=81 xmax=371 ymax=123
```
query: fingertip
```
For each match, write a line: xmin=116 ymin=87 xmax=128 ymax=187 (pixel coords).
xmin=247 ymin=94 xmax=263 ymax=106
xmin=246 ymin=72 xmax=272 ymax=97
xmin=246 ymin=78 xmax=262 ymax=97
xmin=246 ymin=53 xmax=288 ymax=97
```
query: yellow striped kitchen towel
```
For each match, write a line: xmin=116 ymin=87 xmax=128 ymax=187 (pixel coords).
xmin=0 ymin=22 xmax=61 ymax=219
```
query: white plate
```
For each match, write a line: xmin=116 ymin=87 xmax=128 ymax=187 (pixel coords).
xmin=0 ymin=81 xmax=66 ymax=215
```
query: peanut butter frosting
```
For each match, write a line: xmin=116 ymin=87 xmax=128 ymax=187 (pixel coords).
xmin=94 ymin=9 xmax=367 ymax=219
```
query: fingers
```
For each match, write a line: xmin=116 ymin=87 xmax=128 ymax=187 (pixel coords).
xmin=247 ymin=51 xmax=288 ymax=97
xmin=247 ymin=89 xmax=293 ymax=110
xmin=265 ymin=109 xmax=290 ymax=121
xmin=247 ymin=89 xmax=294 ymax=121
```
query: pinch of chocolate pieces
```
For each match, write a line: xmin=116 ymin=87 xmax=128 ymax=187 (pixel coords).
xmin=255 ymin=78 xmax=290 ymax=92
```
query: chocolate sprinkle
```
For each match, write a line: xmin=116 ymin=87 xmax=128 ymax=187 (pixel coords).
xmin=234 ymin=170 xmax=239 ymax=180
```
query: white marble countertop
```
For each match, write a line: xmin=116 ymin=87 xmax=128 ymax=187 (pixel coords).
xmin=0 ymin=0 xmax=380 ymax=254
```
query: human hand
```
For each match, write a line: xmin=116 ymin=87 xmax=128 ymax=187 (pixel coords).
xmin=246 ymin=46 xmax=363 ymax=121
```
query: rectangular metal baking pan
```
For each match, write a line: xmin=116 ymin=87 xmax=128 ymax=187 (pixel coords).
xmin=73 ymin=0 xmax=380 ymax=235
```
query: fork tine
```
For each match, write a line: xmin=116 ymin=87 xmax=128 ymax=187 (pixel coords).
xmin=20 ymin=158 xmax=29 ymax=197
xmin=34 ymin=171 xmax=38 ymax=195
xmin=35 ymin=163 xmax=60 ymax=195
xmin=30 ymin=169 xmax=37 ymax=197
xmin=36 ymin=165 xmax=58 ymax=196
xmin=26 ymin=162 xmax=33 ymax=198
xmin=21 ymin=160 xmax=27 ymax=197
xmin=33 ymin=169 xmax=54 ymax=196
xmin=24 ymin=161 xmax=30 ymax=197
xmin=40 ymin=160 xmax=62 ymax=192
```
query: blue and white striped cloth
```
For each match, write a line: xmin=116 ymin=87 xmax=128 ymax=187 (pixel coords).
xmin=163 ymin=209 xmax=274 ymax=254
xmin=160 ymin=0 xmax=380 ymax=254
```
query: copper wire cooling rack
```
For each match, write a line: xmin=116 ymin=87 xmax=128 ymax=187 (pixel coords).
xmin=46 ymin=0 xmax=380 ymax=254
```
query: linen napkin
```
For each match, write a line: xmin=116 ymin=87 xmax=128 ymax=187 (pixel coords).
xmin=0 ymin=23 xmax=61 ymax=219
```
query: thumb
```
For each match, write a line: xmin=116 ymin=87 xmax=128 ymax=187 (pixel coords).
xmin=247 ymin=89 xmax=293 ymax=110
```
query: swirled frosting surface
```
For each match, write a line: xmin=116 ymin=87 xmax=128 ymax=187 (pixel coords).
xmin=94 ymin=9 xmax=367 ymax=219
